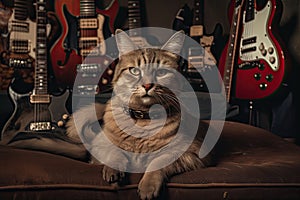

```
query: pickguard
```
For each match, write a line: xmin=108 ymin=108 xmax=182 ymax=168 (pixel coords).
xmin=239 ymin=1 xmax=279 ymax=71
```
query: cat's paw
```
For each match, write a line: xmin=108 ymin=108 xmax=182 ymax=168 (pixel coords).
xmin=102 ymin=165 xmax=125 ymax=184
xmin=137 ymin=171 xmax=164 ymax=200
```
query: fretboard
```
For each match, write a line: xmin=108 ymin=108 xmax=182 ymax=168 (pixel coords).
xmin=128 ymin=0 xmax=142 ymax=37
xmin=223 ymin=0 xmax=244 ymax=102
xmin=80 ymin=0 xmax=96 ymax=17
xmin=34 ymin=0 xmax=48 ymax=95
xmin=192 ymin=0 xmax=204 ymax=26
xmin=244 ymin=0 xmax=255 ymax=22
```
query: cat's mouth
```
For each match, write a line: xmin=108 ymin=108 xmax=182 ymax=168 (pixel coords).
xmin=140 ymin=94 xmax=154 ymax=104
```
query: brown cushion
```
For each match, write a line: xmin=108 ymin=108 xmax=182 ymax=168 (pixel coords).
xmin=1 ymin=121 xmax=300 ymax=199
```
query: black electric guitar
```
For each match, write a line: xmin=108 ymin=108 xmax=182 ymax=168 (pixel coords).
xmin=174 ymin=0 xmax=223 ymax=92
xmin=1 ymin=0 xmax=69 ymax=143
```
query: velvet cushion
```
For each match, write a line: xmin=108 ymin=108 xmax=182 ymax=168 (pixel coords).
xmin=1 ymin=121 xmax=300 ymax=200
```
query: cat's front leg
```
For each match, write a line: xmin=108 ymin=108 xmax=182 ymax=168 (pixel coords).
xmin=137 ymin=153 xmax=173 ymax=200
xmin=138 ymin=170 xmax=165 ymax=200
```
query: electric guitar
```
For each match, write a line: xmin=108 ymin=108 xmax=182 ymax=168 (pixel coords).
xmin=218 ymin=0 xmax=287 ymax=101
xmin=1 ymin=0 xmax=69 ymax=143
xmin=0 ymin=0 xmax=35 ymax=91
xmin=50 ymin=0 xmax=119 ymax=94
xmin=174 ymin=0 xmax=222 ymax=92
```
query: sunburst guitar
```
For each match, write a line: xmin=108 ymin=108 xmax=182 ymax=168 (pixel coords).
xmin=50 ymin=0 xmax=119 ymax=94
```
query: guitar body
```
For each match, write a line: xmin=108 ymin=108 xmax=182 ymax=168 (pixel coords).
xmin=176 ymin=0 xmax=223 ymax=93
xmin=0 ymin=1 xmax=36 ymax=89
xmin=1 ymin=86 xmax=69 ymax=143
xmin=50 ymin=0 xmax=118 ymax=93
xmin=96 ymin=0 xmax=119 ymax=35
xmin=219 ymin=0 xmax=287 ymax=100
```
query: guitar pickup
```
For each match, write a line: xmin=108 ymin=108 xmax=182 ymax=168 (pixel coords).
xmin=79 ymin=37 xmax=99 ymax=48
xmin=242 ymin=36 xmax=257 ymax=46
xmin=79 ymin=37 xmax=101 ymax=56
xmin=30 ymin=94 xmax=51 ymax=104
xmin=80 ymin=49 xmax=101 ymax=57
xmin=188 ymin=47 xmax=204 ymax=56
xmin=77 ymin=63 xmax=103 ymax=77
xmin=79 ymin=18 xmax=98 ymax=29
xmin=11 ymin=40 xmax=30 ymax=53
xmin=11 ymin=21 xmax=30 ymax=32
xmin=188 ymin=56 xmax=204 ymax=68
xmin=241 ymin=46 xmax=257 ymax=54
xmin=77 ymin=85 xmax=99 ymax=95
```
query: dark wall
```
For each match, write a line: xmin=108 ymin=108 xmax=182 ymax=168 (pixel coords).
xmin=1 ymin=0 xmax=300 ymax=137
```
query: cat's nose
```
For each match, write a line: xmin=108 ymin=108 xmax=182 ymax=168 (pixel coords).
xmin=142 ymin=83 xmax=154 ymax=91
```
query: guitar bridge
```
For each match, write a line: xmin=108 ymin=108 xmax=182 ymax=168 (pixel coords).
xmin=29 ymin=122 xmax=52 ymax=131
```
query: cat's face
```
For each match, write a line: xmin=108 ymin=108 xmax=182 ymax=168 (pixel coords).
xmin=112 ymin=30 xmax=185 ymax=109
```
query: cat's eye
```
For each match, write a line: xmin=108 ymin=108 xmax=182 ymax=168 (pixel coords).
xmin=156 ymin=69 xmax=169 ymax=77
xmin=129 ymin=67 xmax=141 ymax=76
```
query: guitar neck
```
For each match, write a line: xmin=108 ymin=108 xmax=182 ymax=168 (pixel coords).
xmin=80 ymin=0 xmax=96 ymax=17
xmin=128 ymin=0 xmax=142 ymax=37
xmin=223 ymin=0 xmax=244 ymax=102
xmin=33 ymin=0 xmax=48 ymax=98
xmin=190 ymin=0 xmax=204 ymax=37
xmin=244 ymin=0 xmax=255 ymax=22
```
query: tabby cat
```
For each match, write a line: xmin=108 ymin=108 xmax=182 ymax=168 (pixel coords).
xmin=67 ymin=29 xmax=215 ymax=200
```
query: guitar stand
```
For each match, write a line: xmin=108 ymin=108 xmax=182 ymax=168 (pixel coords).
xmin=248 ymin=100 xmax=271 ymax=130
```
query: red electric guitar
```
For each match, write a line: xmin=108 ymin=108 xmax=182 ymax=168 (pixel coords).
xmin=218 ymin=0 xmax=287 ymax=101
xmin=50 ymin=0 xmax=119 ymax=94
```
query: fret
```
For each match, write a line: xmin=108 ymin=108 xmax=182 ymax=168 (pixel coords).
xmin=128 ymin=0 xmax=142 ymax=30
xmin=80 ymin=0 xmax=95 ymax=17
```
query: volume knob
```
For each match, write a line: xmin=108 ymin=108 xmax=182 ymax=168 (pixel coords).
xmin=259 ymin=43 xmax=264 ymax=51
xmin=268 ymin=47 xmax=274 ymax=54
xmin=259 ymin=83 xmax=268 ymax=90
xmin=269 ymin=56 xmax=276 ymax=64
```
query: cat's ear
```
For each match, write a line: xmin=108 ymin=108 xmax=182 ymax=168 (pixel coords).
xmin=115 ymin=29 xmax=138 ymax=55
xmin=161 ymin=30 xmax=185 ymax=56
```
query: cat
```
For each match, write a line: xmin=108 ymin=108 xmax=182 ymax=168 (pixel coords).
xmin=67 ymin=29 xmax=216 ymax=200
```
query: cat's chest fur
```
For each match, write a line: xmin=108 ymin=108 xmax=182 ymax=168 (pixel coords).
xmin=101 ymin=100 xmax=181 ymax=153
